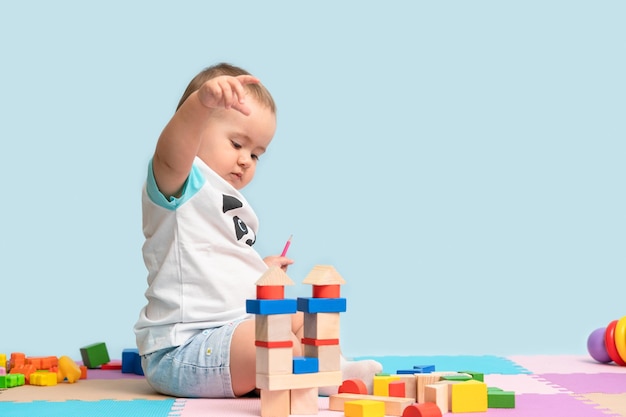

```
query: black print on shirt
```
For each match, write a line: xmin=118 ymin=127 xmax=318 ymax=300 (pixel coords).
xmin=222 ymin=194 xmax=256 ymax=246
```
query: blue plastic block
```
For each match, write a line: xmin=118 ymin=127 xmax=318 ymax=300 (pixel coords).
xmin=297 ymin=297 xmax=346 ymax=313
xmin=246 ymin=299 xmax=297 ymax=315
xmin=293 ymin=356 xmax=319 ymax=374
xmin=122 ymin=348 xmax=144 ymax=375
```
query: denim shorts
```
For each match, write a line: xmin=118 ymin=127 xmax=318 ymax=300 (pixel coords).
xmin=141 ymin=319 xmax=245 ymax=398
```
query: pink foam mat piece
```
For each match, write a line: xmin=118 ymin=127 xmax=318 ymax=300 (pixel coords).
xmin=483 ymin=374 xmax=571 ymax=395
xmin=535 ymin=373 xmax=626 ymax=395
xmin=507 ymin=355 xmax=626 ymax=374
xmin=170 ymin=394 xmax=621 ymax=417
xmin=172 ymin=397 xmax=337 ymax=417
xmin=86 ymin=369 xmax=146 ymax=380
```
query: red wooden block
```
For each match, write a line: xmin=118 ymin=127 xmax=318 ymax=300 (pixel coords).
xmin=339 ymin=379 xmax=368 ymax=394
xmin=301 ymin=338 xmax=339 ymax=346
xmin=313 ymin=285 xmax=340 ymax=298
xmin=257 ymin=285 xmax=285 ymax=300
xmin=255 ymin=340 xmax=293 ymax=348
xmin=402 ymin=403 xmax=442 ymax=417
xmin=389 ymin=380 xmax=406 ymax=397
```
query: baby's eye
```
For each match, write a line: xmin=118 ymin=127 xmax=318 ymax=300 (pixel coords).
xmin=251 ymin=154 xmax=259 ymax=161
xmin=230 ymin=140 xmax=242 ymax=149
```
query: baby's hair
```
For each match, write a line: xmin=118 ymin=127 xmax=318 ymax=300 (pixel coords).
xmin=176 ymin=63 xmax=276 ymax=113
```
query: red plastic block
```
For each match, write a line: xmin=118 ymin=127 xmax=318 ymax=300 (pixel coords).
xmin=101 ymin=360 xmax=122 ymax=370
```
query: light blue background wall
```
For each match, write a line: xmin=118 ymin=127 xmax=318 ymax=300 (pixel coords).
xmin=1 ymin=1 xmax=624 ymax=360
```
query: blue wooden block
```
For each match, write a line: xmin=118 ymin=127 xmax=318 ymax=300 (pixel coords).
xmin=246 ymin=299 xmax=297 ymax=315
xmin=397 ymin=369 xmax=419 ymax=374
xmin=297 ymin=297 xmax=346 ymax=313
xmin=413 ymin=365 xmax=435 ymax=373
xmin=293 ymin=356 xmax=319 ymax=374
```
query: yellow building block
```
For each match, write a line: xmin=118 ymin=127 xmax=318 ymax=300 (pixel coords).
xmin=451 ymin=380 xmax=487 ymax=413
xmin=373 ymin=375 xmax=400 ymax=396
xmin=0 ymin=353 xmax=6 ymax=369
xmin=344 ymin=400 xmax=386 ymax=417
xmin=58 ymin=356 xmax=82 ymax=383
xmin=31 ymin=371 xmax=58 ymax=386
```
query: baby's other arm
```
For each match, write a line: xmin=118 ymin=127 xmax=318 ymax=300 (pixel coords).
xmin=263 ymin=255 xmax=294 ymax=272
xmin=152 ymin=75 xmax=260 ymax=199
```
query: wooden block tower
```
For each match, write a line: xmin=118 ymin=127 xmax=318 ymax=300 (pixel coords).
xmin=246 ymin=265 xmax=346 ymax=417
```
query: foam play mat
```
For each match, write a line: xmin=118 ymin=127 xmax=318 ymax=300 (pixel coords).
xmin=1 ymin=355 xmax=625 ymax=417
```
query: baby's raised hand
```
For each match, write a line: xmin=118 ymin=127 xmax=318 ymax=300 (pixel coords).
xmin=196 ymin=75 xmax=260 ymax=116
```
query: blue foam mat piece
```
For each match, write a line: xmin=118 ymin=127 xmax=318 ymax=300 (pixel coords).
xmin=352 ymin=355 xmax=532 ymax=375
xmin=0 ymin=399 xmax=176 ymax=417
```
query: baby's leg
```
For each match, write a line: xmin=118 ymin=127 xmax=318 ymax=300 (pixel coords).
xmin=230 ymin=317 xmax=304 ymax=397
xmin=230 ymin=319 xmax=257 ymax=397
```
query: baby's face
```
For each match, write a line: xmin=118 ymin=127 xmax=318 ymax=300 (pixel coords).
xmin=198 ymin=97 xmax=276 ymax=189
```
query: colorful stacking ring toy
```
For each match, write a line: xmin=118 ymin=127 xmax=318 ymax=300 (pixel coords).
xmin=587 ymin=316 xmax=626 ymax=365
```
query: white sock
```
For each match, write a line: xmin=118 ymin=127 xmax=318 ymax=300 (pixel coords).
xmin=319 ymin=356 xmax=383 ymax=396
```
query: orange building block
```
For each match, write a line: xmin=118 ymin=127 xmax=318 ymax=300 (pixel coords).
xmin=10 ymin=352 xmax=25 ymax=369
xmin=10 ymin=364 xmax=36 ymax=384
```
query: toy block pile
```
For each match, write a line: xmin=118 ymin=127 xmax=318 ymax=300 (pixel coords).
xmin=0 ymin=352 xmax=84 ymax=387
xmin=0 ymin=343 xmax=144 ymax=390
xmin=246 ymin=265 xmax=347 ymax=417
xmin=329 ymin=364 xmax=516 ymax=416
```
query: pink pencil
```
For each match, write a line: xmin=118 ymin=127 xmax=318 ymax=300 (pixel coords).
xmin=280 ymin=235 xmax=293 ymax=257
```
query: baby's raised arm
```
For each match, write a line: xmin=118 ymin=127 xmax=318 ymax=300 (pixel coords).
xmin=152 ymin=75 xmax=260 ymax=199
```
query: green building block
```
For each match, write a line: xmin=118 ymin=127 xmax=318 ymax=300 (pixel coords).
xmin=80 ymin=342 xmax=110 ymax=369
xmin=458 ymin=370 xmax=484 ymax=382
xmin=441 ymin=374 xmax=472 ymax=381
xmin=488 ymin=388 xmax=516 ymax=408
xmin=0 ymin=373 xmax=24 ymax=388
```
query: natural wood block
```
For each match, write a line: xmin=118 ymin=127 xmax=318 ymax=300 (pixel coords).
xmin=303 ymin=312 xmax=340 ymax=339
xmin=425 ymin=383 xmax=448 ymax=414
xmin=255 ymin=314 xmax=293 ymax=342
xmin=256 ymin=347 xmax=293 ymax=375
xmin=303 ymin=344 xmax=340 ymax=371
xmin=397 ymin=374 xmax=417 ymax=400
xmin=260 ymin=389 xmax=290 ymax=417
xmin=256 ymin=371 xmax=342 ymax=391
xmin=290 ymin=387 xmax=319 ymax=415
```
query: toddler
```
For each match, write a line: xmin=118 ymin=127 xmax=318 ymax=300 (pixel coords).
xmin=134 ymin=63 xmax=381 ymax=398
